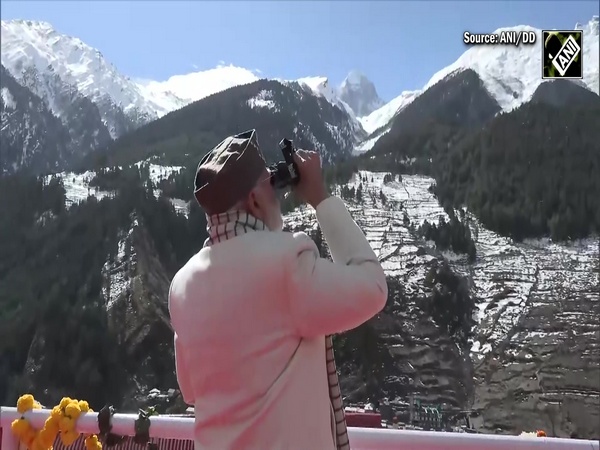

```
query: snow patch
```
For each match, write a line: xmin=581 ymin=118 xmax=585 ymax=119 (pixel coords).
xmin=358 ymin=90 xmax=421 ymax=135
xmin=247 ymin=89 xmax=278 ymax=111
xmin=101 ymin=218 xmax=138 ymax=311
xmin=44 ymin=171 xmax=114 ymax=206
xmin=1 ymin=87 xmax=16 ymax=109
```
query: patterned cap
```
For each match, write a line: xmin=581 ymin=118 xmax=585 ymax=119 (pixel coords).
xmin=194 ymin=129 xmax=267 ymax=214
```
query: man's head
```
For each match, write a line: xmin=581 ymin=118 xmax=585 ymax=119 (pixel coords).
xmin=194 ymin=130 xmax=283 ymax=231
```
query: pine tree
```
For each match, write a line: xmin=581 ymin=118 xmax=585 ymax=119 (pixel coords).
xmin=356 ymin=183 xmax=363 ymax=202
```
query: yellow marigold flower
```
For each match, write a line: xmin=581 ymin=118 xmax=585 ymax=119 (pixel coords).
xmin=44 ymin=416 xmax=60 ymax=436
xmin=65 ymin=403 xmax=82 ymax=420
xmin=59 ymin=416 xmax=74 ymax=433
xmin=50 ymin=406 xmax=62 ymax=420
xmin=33 ymin=401 xmax=42 ymax=409
xmin=17 ymin=394 xmax=35 ymax=414
xmin=78 ymin=401 xmax=90 ymax=413
xmin=60 ymin=430 xmax=79 ymax=447
xmin=85 ymin=435 xmax=101 ymax=450
xmin=59 ymin=398 xmax=73 ymax=409
xmin=23 ymin=429 xmax=37 ymax=448
xmin=11 ymin=418 xmax=30 ymax=437
xmin=39 ymin=427 xmax=57 ymax=448
xmin=32 ymin=437 xmax=47 ymax=450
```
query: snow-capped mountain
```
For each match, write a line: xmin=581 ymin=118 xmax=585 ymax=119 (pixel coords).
xmin=356 ymin=16 xmax=600 ymax=153
xmin=0 ymin=64 xmax=72 ymax=174
xmin=337 ymin=70 xmax=385 ymax=117
xmin=0 ymin=19 xmax=370 ymax=172
xmin=2 ymin=16 xmax=598 ymax=171
xmin=101 ymin=79 xmax=366 ymax=168
xmin=0 ymin=20 xmax=263 ymax=140
xmin=424 ymin=18 xmax=599 ymax=111
xmin=0 ymin=20 xmax=184 ymax=137
xmin=290 ymin=76 xmax=366 ymax=139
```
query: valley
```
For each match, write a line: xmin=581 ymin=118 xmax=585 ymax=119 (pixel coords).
xmin=14 ymin=164 xmax=596 ymax=437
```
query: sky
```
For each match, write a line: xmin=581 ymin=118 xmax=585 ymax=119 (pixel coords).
xmin=1 ymin=0 xmax=598 ymax=102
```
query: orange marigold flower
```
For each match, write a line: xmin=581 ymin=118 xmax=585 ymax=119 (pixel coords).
xmin=11 ymin=418 xmax=30 ymax=437
xmin=17 ymin=394 xmax=35 ymax=414
xmin=61 ymin=429 xmax=79 ymax=446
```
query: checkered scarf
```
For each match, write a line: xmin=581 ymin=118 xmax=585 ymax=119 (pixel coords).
xmin=204 ymin=210 xmax=350 ymax=450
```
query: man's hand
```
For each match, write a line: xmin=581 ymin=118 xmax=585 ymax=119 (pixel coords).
xmin=292 ymin=150 xmax=330 ymax=209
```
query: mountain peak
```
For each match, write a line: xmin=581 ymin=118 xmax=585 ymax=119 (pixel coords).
xmin=576 ymin=16 xmax=599 ymax=35
xmin=2 ymin=19 xmax=54 ymax=30
xmin=337 ymin=70 xmax=384 ymax=117
xmin=343 ymin=69 xmax=368 ymax=86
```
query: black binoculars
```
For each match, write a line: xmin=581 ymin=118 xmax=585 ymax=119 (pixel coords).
xmin=268 ymin=138 xmax=301 ymax=190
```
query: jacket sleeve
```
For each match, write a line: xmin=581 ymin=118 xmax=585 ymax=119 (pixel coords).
xmin=174 ymin=333 xmax=194 ymax=405
xmin=169 ymin=278 xmax=194 ymax=405
xmin=286 ymin=196 xmax=388 ymax=338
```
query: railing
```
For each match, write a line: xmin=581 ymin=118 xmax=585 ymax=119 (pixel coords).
xmin=1 ymin=407 xmax=598 ymax=450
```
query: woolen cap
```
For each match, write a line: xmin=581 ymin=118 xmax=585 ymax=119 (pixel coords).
xmin=194 ymin=129 xmax=267 ymax=215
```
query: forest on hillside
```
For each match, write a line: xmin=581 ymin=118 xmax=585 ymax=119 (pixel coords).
xmin=0 ymin=169 xmax=209 ymax=407
xmin=361 ymin=101 xmax=600 ymax=242
xmin=0 ymin=160 xmax=478 ymax=410
xmin=432 ymin=102 xmax=600 ymax=241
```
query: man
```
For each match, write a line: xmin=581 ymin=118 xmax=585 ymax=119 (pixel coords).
xmin=168 ymin=129 xmax=388 ymax=450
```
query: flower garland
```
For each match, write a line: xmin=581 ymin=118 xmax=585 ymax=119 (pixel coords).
xmin=10 ymin=394 xmax=102 ymax=450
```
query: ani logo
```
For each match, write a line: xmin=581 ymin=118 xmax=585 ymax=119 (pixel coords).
xmin=542 ymin=30 xmax=583 ymax=79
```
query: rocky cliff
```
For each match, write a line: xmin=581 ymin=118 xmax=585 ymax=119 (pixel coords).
xmin=101 ymin=216 xmax=178 ymax=411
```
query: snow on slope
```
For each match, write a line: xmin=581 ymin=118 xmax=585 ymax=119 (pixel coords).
xmin=358 ymin=89 xmax=421 ymax=135
xmin=353 ymin=89 xmax=420 ymax=154
xmin=51 ymin=165 xmax=599 ymax=362
xmin=424 ymin=17 xmax=599 ymax=111
xmin=577 ymin=17 xmax=599 ymax=98
xmin=137 ymin=63 xmax=261 ymax=104
xmin=45 ymin=160 xmax=188 ymax=214
xmin=0 ymin=20 xmax=185 ymax=119
xmin=286 ymin=171 xmax=599 ymax=360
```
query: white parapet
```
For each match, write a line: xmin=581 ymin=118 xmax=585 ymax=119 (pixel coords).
xmin=1 ymin=407 xmax=598 ymax=450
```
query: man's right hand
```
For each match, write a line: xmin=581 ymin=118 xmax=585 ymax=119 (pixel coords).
xmin=292 ymin=150 xmax=330 ymax=209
